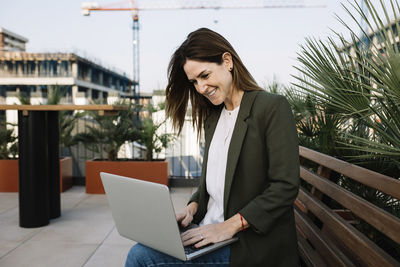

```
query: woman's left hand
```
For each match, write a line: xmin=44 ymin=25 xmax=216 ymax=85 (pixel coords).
xmin=181 ymin=219 xmax=238 ymax=248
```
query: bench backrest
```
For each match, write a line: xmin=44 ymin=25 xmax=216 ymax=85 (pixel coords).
xmin=296 ymin=146 xmax=400 ymax=267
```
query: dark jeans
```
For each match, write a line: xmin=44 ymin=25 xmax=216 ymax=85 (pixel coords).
xmin=125 ymin=243 xmax=230 ymax=267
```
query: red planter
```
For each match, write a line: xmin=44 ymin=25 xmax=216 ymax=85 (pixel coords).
xmin=85 ymin=160 xmax=168 ymax=194
xmin=0 ymin=157 xmax=73 ymax=192
xmin=0 ymin=159 xmax=18 ymax=192
xmin=60 ymin=157 xmax=73 ymax=192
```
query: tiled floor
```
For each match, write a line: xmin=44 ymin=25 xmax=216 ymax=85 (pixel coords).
xmin=0 ymin=186 xmax=195 ymax=267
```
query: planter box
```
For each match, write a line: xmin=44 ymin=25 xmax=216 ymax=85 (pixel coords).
xmin=0 ymin=157 xmax=73 ymax=193
xmin=0 ymin=159 xmax=18 ymax=192
xmin=60 ymin=157 xmax=73 ymax=192
xmin=85 ymin=160 xmax=168 ymax=194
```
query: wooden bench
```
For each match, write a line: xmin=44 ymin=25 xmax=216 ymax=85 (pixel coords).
xmin=296 ymin=146 xmax=400 ymax=267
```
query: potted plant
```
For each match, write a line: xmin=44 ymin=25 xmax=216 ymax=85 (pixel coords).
xmin=77 ymin=101 xmax=174 ymax=194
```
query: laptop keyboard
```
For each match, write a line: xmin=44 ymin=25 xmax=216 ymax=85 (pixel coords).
xmin=179 ymin=223 xmax=197 ymax=233
xmin=184 ymin=243 xmax=213 ymax=255
xmin=184 ymin=245 xmax=200 ymax=254
xmin=179 ymin=223 xmax=213 ymax=255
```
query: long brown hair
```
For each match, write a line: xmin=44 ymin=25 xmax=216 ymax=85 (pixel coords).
xmin=166 ymin=28 xmax=261 ymax=136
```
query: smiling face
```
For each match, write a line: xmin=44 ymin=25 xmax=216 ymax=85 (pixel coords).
xmin=183 ymin=53 xmax=235 ymax=108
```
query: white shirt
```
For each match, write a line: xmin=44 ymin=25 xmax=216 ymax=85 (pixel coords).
xmin=200 ymin=105 xmax=240 ymax=226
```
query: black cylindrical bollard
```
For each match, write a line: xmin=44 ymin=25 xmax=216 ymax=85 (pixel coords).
xmin=18 ymin=111 xmax=50 ymax=228
xmin=47 ymin=111 xmax=60 ymax=219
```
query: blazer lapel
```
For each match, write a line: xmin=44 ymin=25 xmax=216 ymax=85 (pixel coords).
xmin=223 ymin=90 xmax=259 ymax=215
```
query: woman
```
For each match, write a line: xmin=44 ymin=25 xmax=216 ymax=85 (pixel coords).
xmin=126 ymin=28 xmax=299 ymax=267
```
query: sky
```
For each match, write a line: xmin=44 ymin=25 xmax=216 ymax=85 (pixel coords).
xmin=0 ymin=0 xmax=389 ymax=93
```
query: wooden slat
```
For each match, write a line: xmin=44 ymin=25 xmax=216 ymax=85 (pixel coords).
xmin=300 ymin=166 xmax=400 ymax=244
xmin=0 ymin=104 xmax=127 ymax=111
xmin=295 ymin=207 xmax=354 ymax=267
xmin=295 ymin=199 xmax=308 ymax=213
xmin=299 ymin=146 xmax=400 ymax=200
xmin=333 ymin=209 xmax=358 ymax=224
xmin=297 ymin=232 xmax=327 ymax=267
xmin=320 ymin=225 xmax=367 ymax=266
xmin=297 ymin=189 xmax=398 ymax=267
xmin=311 ymin=165 xmax=331 ymax=199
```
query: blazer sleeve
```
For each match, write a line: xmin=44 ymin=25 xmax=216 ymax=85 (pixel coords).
xmin=189 ymin=189 xmax=200 ymax=204
xmin=239 ymin=95 xmax=299 ymax=234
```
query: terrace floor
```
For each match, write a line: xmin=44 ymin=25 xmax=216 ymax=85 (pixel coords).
xmin=0 ymin=186 xmax=195 ymax=267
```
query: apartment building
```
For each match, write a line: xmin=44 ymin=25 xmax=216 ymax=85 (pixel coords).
xmin=0 ymin=27 xmax=28 ymax=52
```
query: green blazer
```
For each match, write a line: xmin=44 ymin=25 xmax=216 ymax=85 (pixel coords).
xmin=190 ymin=90 xmax=300 ymax=267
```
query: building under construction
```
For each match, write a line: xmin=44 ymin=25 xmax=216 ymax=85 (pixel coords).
xmin=0 ymin=27 xmax=134 ymax=107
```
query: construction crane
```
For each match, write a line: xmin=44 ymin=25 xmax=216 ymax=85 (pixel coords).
xmin=81 ymin=0 xmax=326 ymax=99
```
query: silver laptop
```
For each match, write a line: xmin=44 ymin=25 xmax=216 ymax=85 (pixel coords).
xmin=100 ymin=172 xmax=238 ymax=261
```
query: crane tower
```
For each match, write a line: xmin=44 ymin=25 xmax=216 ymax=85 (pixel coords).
xmin=82 ymin=0 xmax=326 ymax=99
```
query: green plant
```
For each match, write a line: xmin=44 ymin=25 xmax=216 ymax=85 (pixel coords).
xmin=47 ymin=85 xmax=68 ymax=105
xmin=46 ymin=85 xmax=82 ymax=154
xmin=137 ymin=102 xmax=175 ymax=161
xmin=293 ymin=0 xmax=400 ymax=169
xmin=59 ymin=111 xmax=81 ymax=150
xmin=0 ymin=121 xmax=18 ymax=159
xmin=263 ymin=77 xmax=283 ymax=94
xmin=74 ymin=102 xmax=140 ymax=161
xmin=288 ymin=87 xmax=344 ymax=155
xmin=17 ymin=92 xmax=30 ymax=104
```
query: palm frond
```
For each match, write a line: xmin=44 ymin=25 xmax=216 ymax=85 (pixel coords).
xmin=293 ymin=0 xmax=400 ymax=167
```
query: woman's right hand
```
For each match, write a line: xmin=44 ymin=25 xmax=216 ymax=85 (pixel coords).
xmin=176 ymin=202 xmax=198 ymax=227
